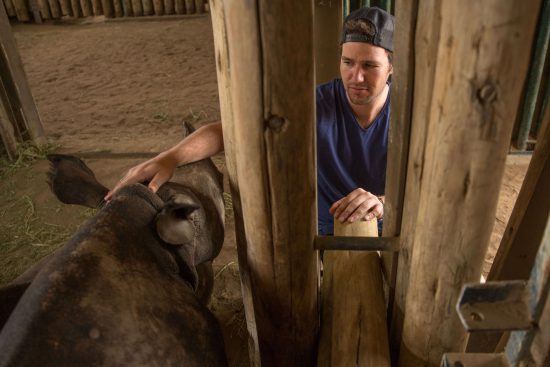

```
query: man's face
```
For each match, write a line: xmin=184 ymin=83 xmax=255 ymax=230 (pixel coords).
xmin=340 ymin=42 xmax=393 ymax=106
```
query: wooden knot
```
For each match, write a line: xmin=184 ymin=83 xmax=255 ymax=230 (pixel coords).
xmin=477 ymin=84 xmax=497 ymax=104
xmin=266 ymin=115 xmax=286 ymax=132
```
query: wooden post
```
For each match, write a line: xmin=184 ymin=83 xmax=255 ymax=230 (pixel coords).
xmin=12 ymin=0 xmax=30 ymax=21
xmin=112 ymin=0 xmax=123 ymax=17
xmin=3 ymin=0 xmax=16 ymax=18
xmin=163 ymin=0 xmax=173 ymax=14
xmin=90 ymin=0 xmax=102 ymax=15
xmin=80 ymin=0 xmax=92 ymax=16
xmin=100 ymin=0 xmax=112 ymax=17
xmin=210 ymin=0 xmax=318 ymax=365
xmin=0 ymin=101 xmax=17 ymax=160
xmin=466 ymin=85 xmax=550 ymax=353
xmin=48 ymin=0 xmax=60 ymax=17
xmin=131 ymin=0 xmax=141 ymax=16
xmin=151 ymin=0 xmax=162 ymax=15
xmin=193 ymin=0 xmax=202 ymax=13
xmin=184 ymin=0 xmax=193 ymax=14
xmin=0 ymin=3 xmax=44 ymax=141
xmin=174 ymin=0 xmax=183 ymax=14
xmin=318 ymin=220 xmax=390 ymax=367
xmin=313 ymin=0 xmax=342 ymax=85
xmin=37 ymin=0 xmax=51 ymax=19
xmin=59 ymin=0 xmax=72 ymax=16
xmin=141 ymin=0 xmax=152 ymax=15
xmin=385 ymin=0 xmax=418 ymax=360
xmin=70 ymin=0 xmax=80 ymax=17
xmin=397 ymin=1 xmax=541 ymax=366
xmin=122 ymin=0 xmax=132 ymax=16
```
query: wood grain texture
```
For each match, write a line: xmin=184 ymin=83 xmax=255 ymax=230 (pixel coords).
xmin=209 ymin=0 xmax=260 ymax=364
xmin=318 ymin=219 xmax=390 ymax=367
xmin=383 ymin=2 xmax=418 ymax=361
xmin=90 ymin=0 xmax=101 ymax=15
xmin=3 ymin=0 xmax=16 ymax=17
xmin=37 ymin=0 xmax=51 ymax=19
xmin=70 ymin=0 xmax=80 ymax=17
xmin=112 ymin=0 xmax=123 ymax=17
xmin=193 ymin=0 xmax=201 ymax=13
xmin=122 ymin=0 xmax=132 ymax=16
xmin=173 ymin=0 xmax=183 ymax=14
xmin=130 ymin=0 xmax=141 ymax=16
xmin=140 ymin=0 xmax=151 ymax=15
xmin=398 ymin=1 xmax=541 ymax=365
xmin=162 ymin=0 xmax=172 ymax=14
xmin=313 ymin=0 xmax=342 ymax=85
xmin=210 ymin=0 xmax=318 ymax=365
xmin=183 ymin=0 xmax=192 ymax=14
xmin=151 ymin=0 xmax=162 ymax=15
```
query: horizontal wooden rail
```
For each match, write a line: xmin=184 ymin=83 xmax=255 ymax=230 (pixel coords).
xmin=314 ymin=235 xmax=400 ymax=252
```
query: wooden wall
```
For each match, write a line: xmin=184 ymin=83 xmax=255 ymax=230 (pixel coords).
xmin=2 ymin=0 xmax=206 ymax=21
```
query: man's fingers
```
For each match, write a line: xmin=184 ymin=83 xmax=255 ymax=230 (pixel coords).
xmin=333 ymin=190 xmax=364 ymax=220
xmin=148 ymin=170 xmax=171 ymax=193
xmin=329 ymin=198 xmax=344 ymax=215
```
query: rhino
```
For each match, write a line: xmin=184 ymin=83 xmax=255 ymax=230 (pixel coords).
xmin=0 ymin=123 xmax=227 ymax=366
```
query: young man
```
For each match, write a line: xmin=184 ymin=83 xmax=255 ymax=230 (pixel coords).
xmin=106 ymin=7 xmax=394 ymax=236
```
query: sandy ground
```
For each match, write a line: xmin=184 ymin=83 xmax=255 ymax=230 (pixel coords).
xmin=0 ymin=15 xmax=531 ymax=366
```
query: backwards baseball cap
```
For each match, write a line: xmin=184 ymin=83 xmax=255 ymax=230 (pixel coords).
xmin=341 ymin=6 xmax=394 ymax=53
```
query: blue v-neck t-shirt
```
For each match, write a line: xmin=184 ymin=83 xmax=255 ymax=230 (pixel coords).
xmin=316 ymin=78 xmax=389 ymax=235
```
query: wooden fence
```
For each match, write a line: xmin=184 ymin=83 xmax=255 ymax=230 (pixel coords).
xmin=2 ymin=0 xmax=207 ymax=22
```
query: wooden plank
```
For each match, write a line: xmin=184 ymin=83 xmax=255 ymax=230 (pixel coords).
xmin=90 ymin=0 xmax=101 ymax=15
xmin=112 ymin=0 xmax=122 ymax=17
xmin=130 ymin=0 xmax=141 ymax=16
xmin=12 ymin=0 xmax=30 ymax=21
xmin=59 ymin=0 xmax=71 ymax=16
xmin=210 ymin=0 xmax=318 ymax=365
xmin=141 ymin=0 xmax=151 ymax=15
xmin=183 ymin=0 xmax=193 ymax=14
xmin=173 ymin=0 xmax=183 ymax=14
xmin=383 ymin=2 xmax=417 ymax=360
xmin=313 ymin=0 xmax=342 ymax=85
xmin=467 ymin=85 xmax=550 ymax=353
xmin=3 ymin=0 xmax=17 ymax=18
xmin=70 ymin=0 xmax=80 ymax=17
xmin=79 ymin=0 xmax=91 ymax=16
xmin=209 ymin=0 xmax=260 ymax=364
xmin=121 ymin=0 xmax=132 ymax=16
xmin=151 ymin=0 xmax=162 ymax=15
xmin=0 ymin=3 xmax=44 ymax=141
xmin=318 ymin=219 xmax=390 ymax=367
xmin=397 ymin=1 xmax=541 ymax=366
xmin=29 ymin=0 xmax=42 ymax=22
xmin=162 ymin=0 xmax=172 ymax=14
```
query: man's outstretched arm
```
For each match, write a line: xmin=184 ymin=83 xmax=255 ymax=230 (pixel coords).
xmin=105 ymin=121 xmax=224 ymax=200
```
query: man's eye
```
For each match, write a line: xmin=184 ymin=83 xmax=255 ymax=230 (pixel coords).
xmin=343 ymin=60 xmax=351 ymax=65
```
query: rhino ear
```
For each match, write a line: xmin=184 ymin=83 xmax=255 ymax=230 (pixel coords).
xmin=155 ymin=196 xmax=200 ymax=245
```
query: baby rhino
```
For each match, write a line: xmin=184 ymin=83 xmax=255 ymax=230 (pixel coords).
xmin=0 ymin=123 xmax=227 ymax=366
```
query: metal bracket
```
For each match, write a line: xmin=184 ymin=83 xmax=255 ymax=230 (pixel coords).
xmin=456 ymin=281 xmax=532 ymax=332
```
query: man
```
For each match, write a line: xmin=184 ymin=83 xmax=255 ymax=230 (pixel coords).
xmin=107 ymin=6 xmax=393 ymax=236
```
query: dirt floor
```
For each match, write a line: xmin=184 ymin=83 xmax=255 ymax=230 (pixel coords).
xmin=0 ymin=15 xmax=532 ymax=366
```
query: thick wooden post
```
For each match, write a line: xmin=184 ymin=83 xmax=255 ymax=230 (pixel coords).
xmin=210 ymin=1 xmax=318 ymax=365
xmin=314 ymin=0 xmax=342 ymax=85
xmin=397 ymin=1 xmax=541 ymax=366
xmin=318 ymin=220 xmax=390 ymax=367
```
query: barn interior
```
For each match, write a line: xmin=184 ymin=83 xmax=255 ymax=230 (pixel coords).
xmin=0 ymin=0 xmax=548 ymax=366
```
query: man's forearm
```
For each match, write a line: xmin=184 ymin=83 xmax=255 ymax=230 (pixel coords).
xmin=166 ymin=121 xmax=224 ymax=165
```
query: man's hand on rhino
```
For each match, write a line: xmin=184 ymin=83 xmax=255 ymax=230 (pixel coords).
xmin=104 ymin=153 xmax=179 ymax=201
xmin=329 ymin=188 xmax=384 ymax=223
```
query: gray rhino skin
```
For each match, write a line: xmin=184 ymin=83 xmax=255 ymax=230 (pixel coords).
xmin=0 ymin=123 xmax=227 ymax=367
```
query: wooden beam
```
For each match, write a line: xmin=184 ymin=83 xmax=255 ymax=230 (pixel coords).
xmin=314 ymin=0 xmax=342 ymax=85
xmin=0 ymin=3 xmax=44 ymax=141
xmin=318 ymin=219 xmax=390 ymax=367
xmin=0 ymin=99 xmax=17 ymax=160
xmin=382 ymin=2 xmax=417 ymax=361
xmin=397 ymin=1 xmax=541 ymax=365
xmin=12 ymin=0 xmax=30 ymax=21
xmin=210 ymin=1 xmax=318 ymax=365
xmin=467 ymin=77 xmax=550 ymax=353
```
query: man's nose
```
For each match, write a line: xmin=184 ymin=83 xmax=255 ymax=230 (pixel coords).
xmin=351 ymin=67 xmax=365 ymax=83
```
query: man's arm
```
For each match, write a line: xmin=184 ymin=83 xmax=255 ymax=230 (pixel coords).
xmin=105 ymin=121 xmax=223 ymax=200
